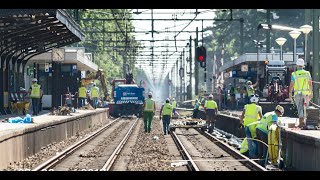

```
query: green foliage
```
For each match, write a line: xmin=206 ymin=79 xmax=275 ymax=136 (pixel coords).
xmin=68 ymin=9 xmax=141 ymax=91
xmin=204 ymin=9 xmax=304 ymax=62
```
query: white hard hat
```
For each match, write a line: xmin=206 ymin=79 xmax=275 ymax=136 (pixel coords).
xmin=250 ymin=95 xmax=259 ymax=103
xmin=148 ymin=92 xmax=152 ymax=96
xmin=247 ymin=80 xmax=252 ymax=85
xmin=296 ymin=58 xmax=305 ymax=66
xmin=32 ymin=78 xmax=37 ymax=82
xmin=172 ymin=98 xmax=175 ymax=101
xmin=209 ymin=94 xmax=213 ymax=98
xmin=275 ymin=105 xmax=284 ymax=117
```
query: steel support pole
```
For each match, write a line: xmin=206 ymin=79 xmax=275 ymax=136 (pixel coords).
xmin=293 ymin=38 xmax=297 ymax=63
xmin=266 ymin=10 xmax=271 ymax=53
xmin=305 ymin=9 xmax=312 ymax=70
xmin=189 ymin=36 xmax=192 ymax=100
xmin=195 ymin=27 xmax=199 ymax=96
xmin=312 ymin=9 xmax=319 ymax=104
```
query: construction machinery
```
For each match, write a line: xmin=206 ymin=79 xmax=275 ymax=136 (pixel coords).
xmin=261 ymin=60 xmax=289 ymax=102
xmin=108 ymin=73 xmax=145 ymax=117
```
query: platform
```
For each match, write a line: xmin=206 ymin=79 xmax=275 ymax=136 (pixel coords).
xmin=0 ymin=108 xmax=108 ymax=170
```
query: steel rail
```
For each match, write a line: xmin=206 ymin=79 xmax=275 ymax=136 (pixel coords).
xmin=196 ymin=129 xmax=267 ymax=171
xmin=32 ymin=118 xmax=120 ymax=171
xmin=101 ymin=117 xmax=139 ymax=171
xmin=170 ymin=131 xmax=200 ymax=171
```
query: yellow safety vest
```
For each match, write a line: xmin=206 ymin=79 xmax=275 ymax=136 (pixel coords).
xmin=30 ymin=83 xmax=41 ymax=98
xmin=256 ymin=111 xmax=277 ymax=134
xmin=292 ymin=69 xmax=311 ymax=95
xmin=79 ymin=87 xmax=87 ymax=98
xmin=162 ymin=103 xmax=173 ymax=116
xmin=91 ymin=87 xmax=99 ymax=98
xmin=247 ymin=85 xmax=254 ymax=96
xmin=171 ymin=101 xmax=177 ymax=108
xmin=240 ymin=138 xmax=249 ymax=154
xmin=204 ymin=100 xmax=217 ymax=109
xmin=144 ymin=98 xmax=155 ymax=112
xmin=243 ymin=103 xmax=261 ymax=138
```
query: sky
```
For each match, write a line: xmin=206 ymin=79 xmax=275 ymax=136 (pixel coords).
xmin=131 ymin=9 xmax=218 ymax=85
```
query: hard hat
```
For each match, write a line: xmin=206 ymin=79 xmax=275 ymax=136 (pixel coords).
xmin=32 ymin=78 xmax=37 ymax=82
xmin=209 ymin=94 xmax=213 ymax=98
xmin=275 ymin=105 xmax=284 ymax=117
xmin=296 ymin=58 xmax=305 ymax=66
xmin=229 ymin=83 xmax=232 ymax=86
xmin=172 ymin=98 xmax=175 ymax=101
xmin=247 ymin=81 xmax=252 ymax=85
xmin=166 ymin=98 xmax=170 ymax=102
xmin=250 ymin=95 xmax=259 ymax=103
xmin=148 ymin=92 xmax=152 ymax=96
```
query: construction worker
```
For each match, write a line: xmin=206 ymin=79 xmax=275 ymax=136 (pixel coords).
xmin=240 ymin=95 xmax=262 ymax=158
xmin=204 ymin=94 xmax=218 ymax=133
xmin=91 ymin=83 xmax=99 ymax=109
xmin=29 ymin=78 xmax=42 ymax=116
xmin=229 ymin=83 xmax=236 ymax=110
xmin=193 ymin=99 xmax=200 ymax=118
xmin=143 ymin=92 xmax=156 ymax=133
xmin=171 ymin=98 xmax=177 ymax=116
xmin=245 ymin=80 xmax=258 ymax=104
xmin=159 ymin=98 xmax=173 ymax=135
xmin=78 ymin=83 xmax=87 ymax=108
xmin=289 ymin=58 xmax=313 ymax=129
xmin=256 ymin=105 xmax=284 ymax=166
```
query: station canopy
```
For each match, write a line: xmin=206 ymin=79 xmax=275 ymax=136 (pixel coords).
xmin=0 ymin=9 xmax=85 ymax=69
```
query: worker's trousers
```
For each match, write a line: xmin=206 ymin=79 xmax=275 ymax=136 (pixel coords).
xmin=78 ymin=97 xmax=86 ymax=108
xmin=32 ymin=98 xmax=40 ymax=115
xmin=256 ymin=128 xmax=268 ymax=166
xmin=162 ymin=115 xmax=171 ymax=135
xmin=144 ymin=111 xmax=153 ymax=133
xmin=92 ymin=97 xmax=98 ymax=109
xmin=245 ymin=126 xmax=258 ymax=158
xmin=206 ymin=109 xmax=215 ymax=133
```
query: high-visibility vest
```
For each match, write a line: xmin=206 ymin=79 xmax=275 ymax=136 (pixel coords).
xmin=91 ymin=87 xmax=99 ymax=98
xmin=144 ymin=98 xmax=155 ymax=112
xmin=256 ymin=111 xmax=278 ymax=134
xmin=172 ymin=101 xmax=177 ymax=108
xmin=243 ymin=103 xmax=261 ymax=138
xmin=30 ymin=83 xmax=41 ymax=98
xmin=292 ymin=69 xmax=311 ymax=95
xmin=247 ymin=85 xmax=254 ymax=96
xmin=204 ymin=100 xmax=217 ymax=109
xmin=79 ymin=87 xmax=87 ymax=98
xmin=240 ymin=138 xmax=249 ymax=154
xmin=162 ymin=103 xmax=173 ymax=116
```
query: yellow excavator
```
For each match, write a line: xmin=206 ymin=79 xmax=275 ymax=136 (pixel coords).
xmin=81 ymin=69 xmax=109 ymax=101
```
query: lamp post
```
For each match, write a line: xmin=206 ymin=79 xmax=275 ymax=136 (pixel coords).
xmin=300 ymin=25 xmax=312 ymax=66
xmin=289 ymin=30 xmax=301 ymax=63
xmin=275 ymin=37 xmax=287 ymax=60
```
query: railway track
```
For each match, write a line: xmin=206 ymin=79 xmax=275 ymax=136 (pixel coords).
xmin=32 ymin=117 xmax=139 ymax=171
xmin=170 ymin=127 xmax=266 ymax=171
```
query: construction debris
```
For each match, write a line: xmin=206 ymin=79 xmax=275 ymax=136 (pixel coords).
xmin=50 ymin=106 xmax=72 ymax=116
xmin=78 ymin=104 xmax=95 ymax=110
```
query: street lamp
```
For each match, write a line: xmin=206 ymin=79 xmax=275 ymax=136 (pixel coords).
xmin=275 ymin=37 xmax=287 ymax=60
xmin=289 ymin=30 xmax=301 ymax=63
xmin=300 ymin=25 xmax=312 ymax=65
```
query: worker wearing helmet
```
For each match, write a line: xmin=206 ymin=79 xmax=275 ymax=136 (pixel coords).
xmin=245 ymin=80 xmax=258 ymax=104
xmin=29 ymin=78 xmax=42 ymax=115
xmin=91 ymin=82 xmax=100 ymax=109
xmin=171 ymin=98 xmax=177 ymax=116
xmin=256 ymin=105 xmax=284 ymax=166
xmin=289 ymin=58 xmax=313 ymax=129
xmin=143 ymin=92 xmax=156 ymax=133
xmin=204 ymin=94 xmax=218 ymax=133
xmin=159 ymin=98 xmax=173 ymax=135
xmin=240 ymin=95 xmax=262 ymax=158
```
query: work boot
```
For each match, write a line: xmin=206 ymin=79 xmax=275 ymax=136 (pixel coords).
xmin=298 ymin=118 xmax=305 ymax=128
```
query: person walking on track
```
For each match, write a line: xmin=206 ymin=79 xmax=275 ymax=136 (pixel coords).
xmin=204 ymin=94 xmax=218 ymax=133
xmin=159 ymin=98 xmax=173 ymax=135
xmin=143 ymin=92 xmax=156 ymax=133
xmin=240 ymin=95 xmax=262 ymax=159
xmin=289 ymin=58 xmax=313 ymax=129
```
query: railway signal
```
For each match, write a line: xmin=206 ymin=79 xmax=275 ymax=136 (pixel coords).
xmin=196 ymin=46 xmax=206 ymax=68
